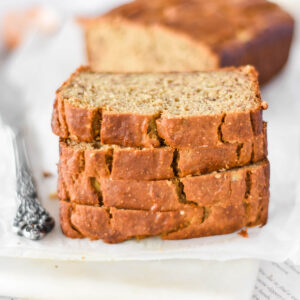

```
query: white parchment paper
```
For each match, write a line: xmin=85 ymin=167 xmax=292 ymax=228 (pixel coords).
xmin=0 ymin=15 xmax=300 ymax=262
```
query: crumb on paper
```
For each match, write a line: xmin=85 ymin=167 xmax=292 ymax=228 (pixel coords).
xmin=238 ymin=228 xmax=248 ymax=238
xmin=54 ymin=265 xmax=58 ymax=269
xmin=49 ymin=192 xmax=58 ymax=200
xmin=43 ymin=171 xmax=53 ymax=178
xmin=81 ymin=256 xmax=85 ymax=260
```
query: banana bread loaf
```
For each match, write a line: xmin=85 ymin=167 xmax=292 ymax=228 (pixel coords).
xmin=81 ymin=0 xmax=294 ymax=84
xmin=59 ymin=159 xmax=269 ymax=243
xmin=52 ymin=66 xmax=267 ymax=147
xmin=55 ymin=65 xmax=270 ymax=244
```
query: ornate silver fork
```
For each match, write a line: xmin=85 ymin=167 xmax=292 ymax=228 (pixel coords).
xmin=0 ymin=74 xmax=54 ymax=240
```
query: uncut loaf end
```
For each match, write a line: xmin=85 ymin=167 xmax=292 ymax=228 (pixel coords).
xmin=52 ymin=65 xmax=267 ymax=148
xmin=81 ymin=0 xmax=294 ymax=84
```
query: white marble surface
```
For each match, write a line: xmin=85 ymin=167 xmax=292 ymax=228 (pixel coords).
xmin=0 ymin=258 xmax=259 ymax=300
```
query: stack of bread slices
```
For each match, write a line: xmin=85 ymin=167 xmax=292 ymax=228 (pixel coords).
xmin=51 ymin=65 xmax=269 ymax=243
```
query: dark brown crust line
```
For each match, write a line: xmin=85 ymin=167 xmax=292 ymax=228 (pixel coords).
xmin=59 ymin=160 xmax=269 ymax=243
xmin=58 ymin=123 xmax=267 ymax=181
xmin=51 ymin=66 xmax=266 ymax=148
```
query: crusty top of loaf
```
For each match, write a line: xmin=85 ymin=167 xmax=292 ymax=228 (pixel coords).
xmin=100 ymin=0 xmax=294 ymax=52
xmin=58 ymin=65 xmax=262 ymax=116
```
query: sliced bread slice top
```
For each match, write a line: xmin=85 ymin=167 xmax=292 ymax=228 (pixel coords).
xmin=53 ymin=66 xmax=267 ymax=147
xmin=59 ymin=65 xmax=260 ymax=116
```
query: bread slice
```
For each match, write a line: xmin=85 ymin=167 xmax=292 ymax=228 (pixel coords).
xmin=58 ymin=139 xmax=174 ymax=181
xmin=81 ymin=0 xmax=294 ymax=84
xmin=58 ymin=122 xmax=267 ymax=181
xmin=60 ymin=201 xmax=203 ymax=243
xmin=60 ymin=159 xmax=269 ymax=243
xmin=52 ymin=66 xmax=267 ymax=148
xmin=58 ymin=159 xmax=269 ymax=225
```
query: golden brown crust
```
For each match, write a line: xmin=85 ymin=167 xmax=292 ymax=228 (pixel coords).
xmin=58 ymin=169 xmax=100 ymax=205
xmin=182 ymin=172 xmax=234 ymax=206
xmin=101 ymin=112 xmax=161 ymax=148
xmin=84 ymin=0 xmax=294 ymax=84
xmin=59 ymin=140 xmax=85 ymax=174
xmin=58 ymin=123 xmax=267 ymax=180
xmin=84 ymin=148 xmax=112 ymax=178
xmin=58 ymin=160 xmax=269 ymax=214
xmin=178 ymin=143 xmax=237 ymax=177
xmin=59 ymin=201 xmax=83 ymax=238
xmin=107 ymin=207 xmax=192 ymax=243
xmin=163 ymin=160 xmax=268 ymax=242
xmin=64 ymin=102 xmax=100 ymax=142
xmin=238 ymin=140 xmax=253 ymax=166
xmin=162 ymin=204 xmax=245 ymax=240
xmin=251 ymin=109 xmax=263 ymax=136
xmin=111 ymin=147 xmax=174 ymax=180
xmin=100 ymin=178 xmax=181 ymax=211
xmin=60 ymin=175 xmax=268 ymax=243
xmin=156 ymin=114 xmax=222 ymax=148
xmin=222 ymin=111 xmax=254 ymax=142
xmin=60 ymin=201 xmax=196 ymax=243
xmin=245 ymin=160 xmax=270 ymax=226
xmin=54 ymin=98 xmax=265 ymax=148
xmin=57 ymin=171 xmax=68 ymax=200
xmin=178 ymin=122 xmax=266 ymax=176
xmin=252 ymin=124 xmax=268 ymax=162
xmin=58 ymin=139 xmax=175 ymax=181
xmin=51 ymin=97 xmax=68 ymax=138
xmin=59 ymin=158 xmax=269 ymax=243
xmin=51 ymin=98 xmax=67 ymax=138
xmin=53 ymin=104 xmax=265 ymax=148
xmin=70 ymin=204 xmax=111 ymax=240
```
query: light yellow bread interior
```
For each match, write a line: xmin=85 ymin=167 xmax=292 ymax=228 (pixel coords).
xmin=60 ymin=66 xmax=261 ymax=117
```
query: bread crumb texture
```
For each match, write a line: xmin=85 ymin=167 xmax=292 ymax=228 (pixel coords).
xmin=60 ymin=66 xmax=259 ymax=116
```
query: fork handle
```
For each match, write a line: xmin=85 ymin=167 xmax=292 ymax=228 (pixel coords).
xmin=11 ymin=128 xmax=55 ymax=240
